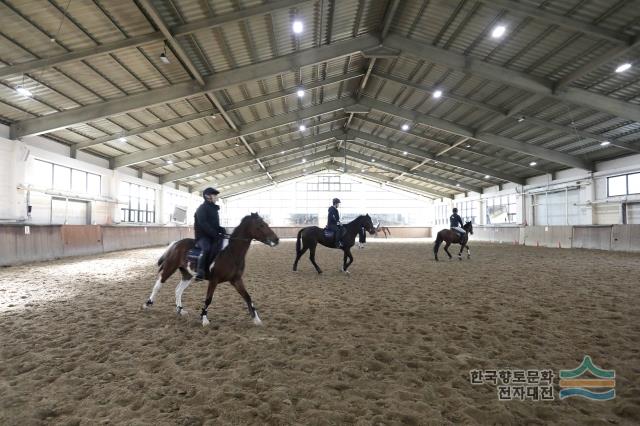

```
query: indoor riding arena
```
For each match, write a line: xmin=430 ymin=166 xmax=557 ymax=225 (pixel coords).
xmin=1 ymin=1 xmax=639 ymax=425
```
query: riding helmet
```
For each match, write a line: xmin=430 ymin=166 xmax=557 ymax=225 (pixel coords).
xmin=203 ymin=187 xmax=220 ymax=199
xmin=332 ymin=197 xmax=341 ymax=205
xmin=452 ymin=207 xmax=458 ymax=213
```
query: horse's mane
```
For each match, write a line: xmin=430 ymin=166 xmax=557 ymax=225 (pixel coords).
xmin=230 ymin=213 xmax=259 ymax=237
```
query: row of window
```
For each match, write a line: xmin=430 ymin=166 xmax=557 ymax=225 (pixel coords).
xmin=433 ymin=195 xmax=518 ymax=225
xmin=33 ymin=160 xmax=101 ymax=196
xmin=305 ymin=176 xmax=352 ymax=192
xmin=608 ymin=173 xmax=640 ymax=197
xmin=119 ymin=181 xmax=156 ymax=224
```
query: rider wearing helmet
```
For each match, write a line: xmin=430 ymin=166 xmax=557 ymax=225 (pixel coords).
xmin=327 ymin=197 xmax=343 ymax=248
xmin=194 ymin=187 xmax=225 ymax=280
xmin=450 ymin=207 xmax=466 ymax=242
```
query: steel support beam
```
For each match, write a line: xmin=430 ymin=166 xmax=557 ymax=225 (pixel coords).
xmin=359 ymin=97 xmax=594 ymax=170
xmin=222 ymin=163 xmax=330 ymax=198
xmin=0 ymin=0 xmax=305 ymax=79
xmin=160 ymin=130 xmax=341 ymax=183
xmin=75 ymin=72 xmax=360 ymax=152
xmin=197 ymin=150 xmax=334 ymax=190
xmin=345 ymin=149 xmax=477 ymax=193
xmin=339 ymin=159 xmax=450 ymax=198
xmin=11 ymin=35 xmax=378 ymax=138
xmin=475 ymin=0 xmax=631 ymax=45
xmin=111 ymin=98 xmax=353 ymax=168
xmin=142 ymin=115 xmax=346 ymax=173
xmin=383 ymin=35 xmax=640 ymax=123
xmin=348 ymin=129 xmax=525 ymax=184
xmin=554 ymin=38 xmax=640 ymax=90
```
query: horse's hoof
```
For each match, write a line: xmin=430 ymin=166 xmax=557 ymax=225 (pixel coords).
xmin=142 ymin=301 xmax=152 ymax=310
xmin=253 ymin=315 xmax=263 ymax=326
xmin=202 ymin=316 xmax=210 ymax=327
xmin=176 ymin=306 xmax=188 ymax=316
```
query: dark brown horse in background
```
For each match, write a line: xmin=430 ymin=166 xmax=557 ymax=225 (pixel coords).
xmin=143 ymin=213 xmax=279 ymax=326
xmin=293 ymin=214 xmax=376 ymax=274
xmin=434 ymin=221 xmax=473 ymax=261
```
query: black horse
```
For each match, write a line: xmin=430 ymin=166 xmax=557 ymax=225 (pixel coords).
xmin=433 ymin=221 xmax=473 ymax=261
xmin=293 ymin=214 xmax=376 ymax=274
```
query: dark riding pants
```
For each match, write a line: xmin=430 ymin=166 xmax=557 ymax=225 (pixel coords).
xmin=196 ymin=237 xmax=218 ymax=278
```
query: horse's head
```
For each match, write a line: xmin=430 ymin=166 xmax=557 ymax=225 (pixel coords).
xmin=463 ymin=221 xmax=473 ymax=235
xmin=362 ymin=214 xmax=376 ymax=235
xmin=245 ymin=213 xmax=279 ymax=247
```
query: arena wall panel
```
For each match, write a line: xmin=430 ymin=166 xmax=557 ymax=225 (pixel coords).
xmin=611 ymin=225 xmax=640 ymax=252
xmin=572 ymin=226 xmax=613 ymax=250
xmin=522 ymin=226 xmax=573 ymax=248
xmin=61 ymin=225 xmax=103 ymax=257
xmin=471 ymin=226 xmax=521 ymax=244
xmin=0 ymin=225 xmax=64 ymax=266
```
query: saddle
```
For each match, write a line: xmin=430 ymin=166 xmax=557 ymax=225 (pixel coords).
xmin=186 ymin=246 xmax=201 ymax=264
xmin=323 ymin=226 xmax=345 ymax=240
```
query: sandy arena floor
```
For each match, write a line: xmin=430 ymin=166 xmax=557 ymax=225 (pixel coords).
xmin=1 ymin=239 xmax=639 ymax=425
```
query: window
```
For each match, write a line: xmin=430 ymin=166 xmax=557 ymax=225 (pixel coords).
xmin=119 ymin=181 xmax=156 ymax=223
xmin=607 ymin=175 xmax=627 ymax=196
xmin=33 ymin=160 xmax=101 ymax=196
xmin=485 ymin=195 xmax=517 ymax=224
xmin=53 ymin=165 xmax=71 ymax=191
xmin=307 ymin=176 xmax=351 ymax=192
xmin=627 ymin=173 xmax=640 ymax=195
xmin=33 ymin=160 xmax=53 ymax=188
xmin=455 ymin=200 xmax=478 ymax=224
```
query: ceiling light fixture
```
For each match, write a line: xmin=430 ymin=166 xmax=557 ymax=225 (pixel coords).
xmin=299 ymin=124 xmax=306 ymax=131
xmin=529 ymin=161 xmax=537 ymax=166
xmin=371 ymin=158 xmax=376 ymax=162
xmin=401 ymin=123 xmax=410 ymax=131
xmin=456 ymin=183 xmax=461 ymax=187
xmin=517 ymin=116 xmax=525 ymax=123
xmin=433 ymin=90 xmax=443 ymax=99
xmin=297 ymin=88 xmax=305 ymax=98
xmin=16 ymin=86 xmax=32 ymax=97
xmin=118 ymin=137 xmax=127 ymax=143
xmin=600 ymin=141 xmax=611 ymax=146
xmin=292 ymin=20 xmax=303 ymax=34
xmin=615 ymin=63 xmax=632 ymax=73
xmin=484 ymin=175 xmax=490 ymax=179
xmin=159 ymin=43 xmax=170 ymax=64
xmin=301 ymin=158 xmax=306 ymax=163
xmin=166 ymin=159 xmax=173 ymax=164
xmin=403 ymin=151 xmax=408 ymax=155
xmin=492 ymin=25 xmax=506 ymax=38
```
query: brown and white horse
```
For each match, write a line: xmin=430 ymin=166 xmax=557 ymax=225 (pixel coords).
xmin=143 ymin=213 xmax=279 ymax=326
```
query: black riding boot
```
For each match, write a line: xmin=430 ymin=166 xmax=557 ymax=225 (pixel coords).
xmin=195 ymin=252 xmax=207 ymax=280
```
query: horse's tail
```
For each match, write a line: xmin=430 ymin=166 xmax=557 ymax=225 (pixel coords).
xmin=434 ymin=232 xmax=443 ymax=255
xmin=157 ymin=240 xmax=177 ymax=269
xmin=296 ymin=228 xmax=304 ymax=254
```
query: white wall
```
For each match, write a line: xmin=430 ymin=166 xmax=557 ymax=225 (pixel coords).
xmin=0 ymin=124 xmax=199 ymax=225
xmin=445 ymin=153 xmax=640 ymax=227
xmin=221 ymin=173 xmax=434 ymax=227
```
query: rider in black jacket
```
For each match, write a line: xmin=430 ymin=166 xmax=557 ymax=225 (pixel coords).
xmin=327 ymin=198 xmax=343 ymax=248
xmin=450 ymin=207 xmax=465 ymax=241
xmin=194 ymin=187 xmax=225 ymax=280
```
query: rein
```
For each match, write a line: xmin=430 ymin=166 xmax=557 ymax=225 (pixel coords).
xmin=220 ymin=233 xmax=252 ymax=242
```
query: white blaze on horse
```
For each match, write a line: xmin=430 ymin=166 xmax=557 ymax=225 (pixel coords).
xmin=143 ymin=213 xmax=279 ymax=326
